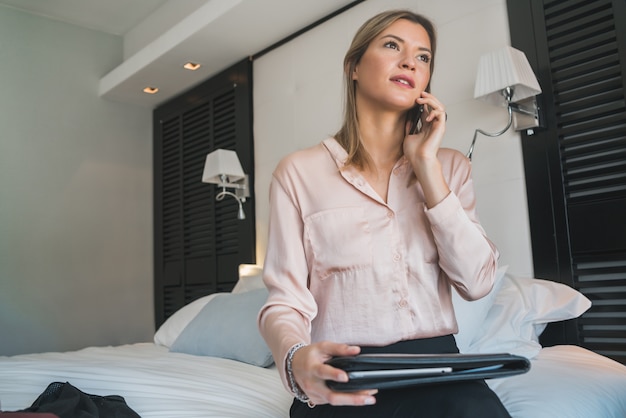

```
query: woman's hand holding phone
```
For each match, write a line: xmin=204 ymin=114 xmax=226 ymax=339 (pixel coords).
xmin=404 ymin=91 xmax=446 ymax=160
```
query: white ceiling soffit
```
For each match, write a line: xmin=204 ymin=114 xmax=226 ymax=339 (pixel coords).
xmin=99 ymin=0 xmax=359 ymax=109
xmin=0 ymin=0 xmax=169 ymax=35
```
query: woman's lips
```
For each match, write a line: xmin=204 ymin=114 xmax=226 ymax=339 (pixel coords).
xmin=390 ymin=75 xmax=415 ymax=88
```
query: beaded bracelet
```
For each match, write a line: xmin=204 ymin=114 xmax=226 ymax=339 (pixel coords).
xmin=286 ymin=343 xmax=310 ymax=404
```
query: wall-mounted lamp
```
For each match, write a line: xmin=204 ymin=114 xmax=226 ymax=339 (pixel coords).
xmin=467 ymin=46 xmax=542 ymax=160
xmin=201 ymin=149 xmax=250 ymax=220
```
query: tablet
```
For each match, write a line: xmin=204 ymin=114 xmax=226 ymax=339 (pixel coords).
xmin=325 ymin=352 xmax=531 ymax=391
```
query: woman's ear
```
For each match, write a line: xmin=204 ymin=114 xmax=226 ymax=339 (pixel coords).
xmin=351 ymin=65 xmax=358 ymax=81
xmin=346 ymin=58 xmax=359 ymax=81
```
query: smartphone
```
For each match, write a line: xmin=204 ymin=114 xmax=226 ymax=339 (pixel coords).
xmin=409 ymin=104 xmax=423 ymax=134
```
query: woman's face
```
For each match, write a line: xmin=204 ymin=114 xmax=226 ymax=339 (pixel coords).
xmin=352 ymin=19 xmax=432 ymax=113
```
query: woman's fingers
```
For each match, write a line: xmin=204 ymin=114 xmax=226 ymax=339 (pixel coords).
xmin=325 ymin=389 xmax=378 ymax=406
xmin=319 ymin=341 xmax=361 ymax=357
xmin=310 ymin=342 xmax=359 ymax=387
xmin=417 ymin=91 xmax=445 ymax=123
xmin=307 ymin=371 xmax=378 ymax=407
xmin=299 ymin=341 xmax=380 ymax=406
xmin=294 ymin=341 xmax=376 ymax=406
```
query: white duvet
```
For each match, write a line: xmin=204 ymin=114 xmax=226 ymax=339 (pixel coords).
xmin=1 ymin=343 xmax=626 ymax=417
xmin=0 ymin=343 xmax=292 ymax=417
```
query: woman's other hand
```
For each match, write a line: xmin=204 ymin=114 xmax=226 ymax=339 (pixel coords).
xmin=291 ymin=341 xmax=378 ymax=406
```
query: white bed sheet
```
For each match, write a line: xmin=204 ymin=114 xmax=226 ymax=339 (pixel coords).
xmin=0 ymin=343 xmax=293 ymax=417
xmin=2 ymin=343 xmax=626 ymax=418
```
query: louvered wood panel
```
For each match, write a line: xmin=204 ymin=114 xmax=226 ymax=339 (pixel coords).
xmin=154 ymin=59 xmax=255 ymax=327
xmin=182 ymin=102 xmax=215 ymax=287
xmin=185 ymin=285 xmax=215 ymax=305
xmin=547 ymin=0 xmax=626 ymax=364
xmin=163 ymin=287 xmax=184 ymax=320
xmin=213 ymin=89 xmax=240 ymax=256
xmin=214 ymin=90 xmax=237 ymax=149
xmin=574 ymin=255 xmax=626 ymax=364
xmin=510 ymin=0 xmax=626 ymax=364
xmin=161 ymin=116 xmax=183 ymax=286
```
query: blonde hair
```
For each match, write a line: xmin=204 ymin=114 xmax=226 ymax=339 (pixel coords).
xmin=334 ymin=10 xmax=437 ymax=169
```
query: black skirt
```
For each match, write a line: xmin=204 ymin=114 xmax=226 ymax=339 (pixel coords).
xmin=290 ymin=335 xmax=511 ymax=418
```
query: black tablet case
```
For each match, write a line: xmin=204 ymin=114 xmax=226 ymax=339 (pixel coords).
xmin=326 ymin=353 xmax=530 ymax=391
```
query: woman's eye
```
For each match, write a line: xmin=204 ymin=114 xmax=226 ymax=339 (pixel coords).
xmin=418 ymin=54 xmax=431 ymax=63
xmin=383 ymin=41 xmax=399 ymax=50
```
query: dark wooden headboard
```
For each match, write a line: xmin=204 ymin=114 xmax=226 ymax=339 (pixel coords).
xmin=152 ymin=58 xmax=256 ymax=328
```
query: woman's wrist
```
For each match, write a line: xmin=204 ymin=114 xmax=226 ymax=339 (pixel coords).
xmin=412 ymin=160 xmax=449 ymax=209
xmin=286 ymin=343 xmax=309 ymax=403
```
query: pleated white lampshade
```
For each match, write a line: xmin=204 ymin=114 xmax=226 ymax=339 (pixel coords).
xmin=202 ymin=149 xmax=245 ymax=184
xmin=474 ymin=46 xmax=542 ymax=107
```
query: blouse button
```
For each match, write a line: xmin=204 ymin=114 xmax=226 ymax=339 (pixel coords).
xmin=387 ymin=211 xmax=394 ymax=218
xmin=393 ymin=253 xmax=401 ymax=262
xmin=399 ymin=299 xmax=408 ymax=308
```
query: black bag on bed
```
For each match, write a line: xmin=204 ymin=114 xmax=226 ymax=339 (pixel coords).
xmin=17 ymin=381 xmax=140 ymax=418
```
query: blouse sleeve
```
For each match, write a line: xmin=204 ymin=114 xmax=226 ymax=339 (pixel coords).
xmin=425 ymin=149 xmax=499 ymax=301
xmin=257 ymin=172 xmax=317 ymax=392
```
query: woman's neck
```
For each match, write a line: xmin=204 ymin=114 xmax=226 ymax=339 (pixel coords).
xmin=358 ymin=111 xmax=405 ymax=172
xmin=355 ymin=110 xmax=406 ymax=202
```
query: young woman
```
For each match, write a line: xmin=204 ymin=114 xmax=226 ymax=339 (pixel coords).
xmin=258 ymin=9 xmax=510 ymax=417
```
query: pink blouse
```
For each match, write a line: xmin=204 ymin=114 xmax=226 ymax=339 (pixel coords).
xmin=258 ymin=138 xmax=499 ymax=390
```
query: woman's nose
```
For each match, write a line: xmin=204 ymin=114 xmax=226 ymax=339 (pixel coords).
xmin=400 ymin=55 xmax=416 ymax=71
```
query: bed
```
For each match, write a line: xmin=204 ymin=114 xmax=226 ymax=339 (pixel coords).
xmin=2 ymin=267 xmax=626 ymax=417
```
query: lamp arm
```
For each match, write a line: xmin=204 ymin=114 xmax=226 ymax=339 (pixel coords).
xmin=216 ymin=188 xmax=239 ymax=201
xmin=216 ymin=188 xmax=246 ymax=220
xmin=466 ymin=105 xmax=513 ymax=161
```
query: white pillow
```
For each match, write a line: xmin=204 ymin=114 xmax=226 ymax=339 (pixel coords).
xmin=154 ymin=293 xmax=223 ymax=347
xmin=452 ymin=265 xmax=508 ymax=353
xmin=155 ymin=266 xmax=265 ymax=347
xmin=466 ymin=275 xmax=591 ymax=358
xmin=488 ymin=345 xmax=626 ymax=418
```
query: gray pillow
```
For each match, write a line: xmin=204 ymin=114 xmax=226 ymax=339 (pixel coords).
xmin=170 ymin=287 xmax=274 ymax=367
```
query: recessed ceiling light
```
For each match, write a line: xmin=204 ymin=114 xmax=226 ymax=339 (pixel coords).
xmin=183 ymin=62 xmax=201 ymax=71
xmin=143 ymin=87 xmax=159 ymax=94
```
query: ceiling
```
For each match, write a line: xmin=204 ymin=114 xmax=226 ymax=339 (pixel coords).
xmin=0 ymin=0 xmax=170 ymax=35
xmin=0 ymin=0 xmax=360 ymax=108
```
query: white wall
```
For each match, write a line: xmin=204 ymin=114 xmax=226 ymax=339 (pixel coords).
xmin=253 ymin=0 xmax=534 ymax=277
xmin=0 ymin=6 xmax=154 ymax=355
